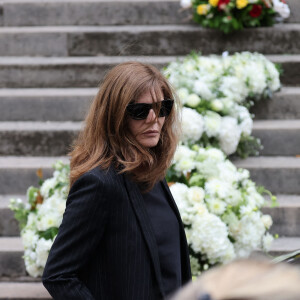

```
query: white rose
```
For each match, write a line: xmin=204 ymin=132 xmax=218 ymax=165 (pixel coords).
xmin=211 ymin=99 xmax=224 ymax=112
xmin=187 ymin=186 xmax=205 ymax=203
xmin=186 ymin=93 xmax=201 ymax=108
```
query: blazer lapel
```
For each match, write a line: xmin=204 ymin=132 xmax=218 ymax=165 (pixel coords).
xmin=122 ymin=174 xmax=165 ymax=298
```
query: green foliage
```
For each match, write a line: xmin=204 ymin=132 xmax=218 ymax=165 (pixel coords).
xmin=236 ymin=134 xmax=263 ymax=158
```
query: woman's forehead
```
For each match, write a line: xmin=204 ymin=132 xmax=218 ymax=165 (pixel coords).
xmin=136 ymin=88 xmax=164 ymax=103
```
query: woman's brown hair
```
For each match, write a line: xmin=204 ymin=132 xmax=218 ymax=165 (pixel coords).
xmin=68 ymin=61 xmax=180 ymax=191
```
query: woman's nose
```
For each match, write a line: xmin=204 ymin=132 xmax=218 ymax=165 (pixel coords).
xmin=145 ymin=109 xmax=157 ymax=123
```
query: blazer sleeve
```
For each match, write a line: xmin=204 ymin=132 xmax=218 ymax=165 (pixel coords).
xmin=42 ymin=172 xmax=110 ymax=300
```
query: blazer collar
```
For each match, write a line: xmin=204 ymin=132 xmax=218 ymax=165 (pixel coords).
xmin=122 ymin=174 xmax=166 ymax=298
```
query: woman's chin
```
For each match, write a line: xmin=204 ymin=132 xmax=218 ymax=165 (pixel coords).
xmin=138 ymin=136 xmax=160 ymax=148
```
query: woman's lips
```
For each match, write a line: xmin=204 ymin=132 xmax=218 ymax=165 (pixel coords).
xmin=143 ymin=130 xmax=159 ymax=136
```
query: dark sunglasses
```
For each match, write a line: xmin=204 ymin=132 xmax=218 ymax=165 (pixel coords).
xmin=126 ymin=99 xmax=174 ymax=120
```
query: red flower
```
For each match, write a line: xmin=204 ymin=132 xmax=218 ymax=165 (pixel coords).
xmin=218 ymin=0 xmax=230 ymax=11
xmin=249 ymin=4 xmax=262 ymax=18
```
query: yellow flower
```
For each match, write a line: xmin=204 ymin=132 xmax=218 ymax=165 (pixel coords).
xmin=197 ymin=4 xmax=210 ymax=15
xmin=236 ymin=0 xmax=249 ymax=9
xmin=209 ymin=0 xmax=219 ymax=7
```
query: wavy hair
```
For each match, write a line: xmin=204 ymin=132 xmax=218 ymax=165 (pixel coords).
xmin=68 ymin=61 xmax=180 ymax=192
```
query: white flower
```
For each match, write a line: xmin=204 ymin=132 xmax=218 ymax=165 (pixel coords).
xmin=203 ymin=111 xmax=222 ymax=137
xmin=273 ymin=0 xmax=290 ymax=18
xmin=231 ymin=105 xmax=253 ymax=135
xmin=261 ymin=214 xmax=273 ymax=229
xmin=211 ymin=99 xmax=224 ymax=112
xmin=21 ymin=229 xmax=39 ymax=249
xmin=180 ymin=0 xmax=192 ymax=9
xmin=40 ymin=177 xmax=57 ymax=198
xmin=187 ymin=186 xmax=205 ymax=203
xmin=193 ymin=80 xmax=214 ymax=100
xmin=36 ymin=238 xmax=53 ymax=268
xmin=189 ymin=213 xmax=235 ymax=264
xmin=219 ymin=117 xmax=241 ymax=155
xmin=206 ymin=198 xmax=227 ymax=215
xmin=25 ymin=260 xmax=42 ymax=277
xmin=181 ymin=107 xmax=204 ymax=143
xmin=205 ymin=178 xmax=231 ymax=199
xmin=174 ymin=144 xmax=196 ymax=162
xmin=36 ymin=211 xmax=62 ymax=231
xmin=177 ymin=88 xmax=189 ymax=105
xmin=219 ymin=76 xmax=247 ymax=103
xmin=262 ymin=232 xmax=274 ymax=251
xmin=186 ymin=93 xmax=201 ymax=108
xmin=205 ymin=148 xmax=225 ymax=162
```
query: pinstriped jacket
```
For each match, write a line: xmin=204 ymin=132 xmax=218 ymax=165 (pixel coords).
xmin=42 ymin=165 xmax=192 ymax=300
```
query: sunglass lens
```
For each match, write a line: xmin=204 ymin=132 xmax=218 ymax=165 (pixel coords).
xmin=159 ymin=100 xmax=174 ymax=117
xmin=127 ymin=104 xmax=150 ymax=120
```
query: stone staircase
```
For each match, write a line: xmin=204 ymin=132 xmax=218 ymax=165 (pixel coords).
xmin=0 ymin=0 xmax=300 ymax=298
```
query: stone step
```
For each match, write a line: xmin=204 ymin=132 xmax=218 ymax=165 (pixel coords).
xmin=0 ymin=282 xmax=51 ymax=299
xmin=261 ymin=195 xmax=300 ymax=237
xmin=233 ymin=156 xmax=300 ymax=194
xmin=0 ymin=88 xmax=97 ymax=121
xmin=0 ymin=236 xmax=298 ymax=278
xmin=1 ymin=87 xmax=299 ymax=122
xmin=0 ymin=55 xmax=298 ymax=88
xmin=0 ymin=155 xmax=299 ymax=193
xmin=252 ymin=120 xmax=300 ymax=156
xmin=0 ymin=0 xmax=298 ymax=27
xmin=1 ymin=193 xmax=299 ymax=237
xmin=1 ymin=119 xmax=300 ymax=156
xmin=0 ymin=24 xmax=299 ymax=57
xmin=0 ymin=195 xmax=25 ymax=236
xmin=0 ymin=121 xmax=81 ymax=156
xmin=251 ymin=87 xmax=300 ymax=120
xmin=0 ymin=0 xmax=189 ymax=27
xmin=0 ymin=156 xmax=69 ymax=194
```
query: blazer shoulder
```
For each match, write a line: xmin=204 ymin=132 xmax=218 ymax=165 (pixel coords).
xmin=85 ymin=164 xmax=124 ymax=193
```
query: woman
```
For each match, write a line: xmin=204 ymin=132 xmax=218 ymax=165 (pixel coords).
xmin=42 ymin=61 xmax=192 ymax=300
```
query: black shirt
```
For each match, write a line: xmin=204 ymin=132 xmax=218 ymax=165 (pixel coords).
xmin=141 ymin=181 xmax=182 ymax=297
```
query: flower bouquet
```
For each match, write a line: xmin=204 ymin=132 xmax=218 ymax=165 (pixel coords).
xmin=180 ymin=0 xmax=290 ymax=33
xmin=9 ymin=161 xmax=70 ymax=277
xmin=167 ymin=145 xmax=277 ymax=276
xmin=163 ymin=51 xmax=281 ymax=157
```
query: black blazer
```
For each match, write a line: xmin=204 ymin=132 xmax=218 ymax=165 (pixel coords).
xmin=42 ymin=165 xmax=191 ymax=300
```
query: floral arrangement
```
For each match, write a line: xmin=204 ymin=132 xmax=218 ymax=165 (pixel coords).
xmin=9 ymin=161 xmax=70 ymax=277
xmin=180 ymin=0 xmax=290 ymax=33
xmin=163 ymin=51 xmax=281 ymax=157
xmin=167 ymin=145 xmax=276 ymax=275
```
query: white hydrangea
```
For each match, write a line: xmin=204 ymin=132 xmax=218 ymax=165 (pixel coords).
xmin=219 ymin=117 xmax=241 ymax=155
xmin=193 ymin=80 xmax=214 ymax=100
xmin=203 ymin=111 xmax=222 ymax=137
xmin=189 ymin=213 xmax=235 ymax=264
xmin=219 ymin=76 xmax=247 ymax=103
xmin=181 ymin=107 xmax=204 ymax=143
